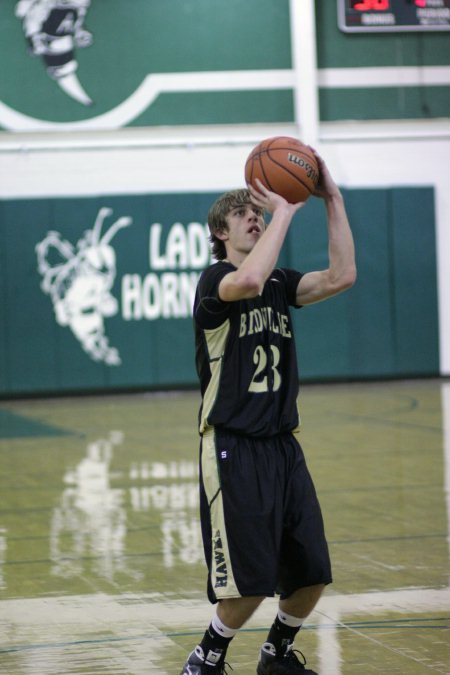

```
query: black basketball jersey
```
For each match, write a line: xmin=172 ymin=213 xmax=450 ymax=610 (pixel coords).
xmin=194 ymin=261 xmax=303 ymax=437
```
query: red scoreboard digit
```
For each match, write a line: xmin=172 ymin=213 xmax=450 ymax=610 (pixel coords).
xmin=338 ymin=0 xmax=450 ymax=31
xmin=352 ymin=1 xmax=391 ymax=9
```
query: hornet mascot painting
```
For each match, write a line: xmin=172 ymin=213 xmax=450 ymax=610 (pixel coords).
xmin=36 ymin=208 xmax=132 ymax=366
xmin=15 ymin=0 xmax=94 ymax=105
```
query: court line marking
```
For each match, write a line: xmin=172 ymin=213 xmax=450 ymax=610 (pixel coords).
xmin=1 ymin=618 xmax=448 ymax=655
xmin=1 ymin=589 xmax=449 ymax=673
xmin=1 ymin=586 xmax=449 ymax=634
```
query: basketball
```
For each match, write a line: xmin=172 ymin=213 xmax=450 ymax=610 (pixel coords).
xmin=244 ymin=136 xmax=319 ymax=203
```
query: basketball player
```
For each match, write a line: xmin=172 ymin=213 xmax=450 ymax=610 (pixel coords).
xmin=180 ymin=149 xmax=356 ymax=674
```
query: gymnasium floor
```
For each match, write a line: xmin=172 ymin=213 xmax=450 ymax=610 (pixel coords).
xmin=0 ymin=379 xmax=449 ymax=674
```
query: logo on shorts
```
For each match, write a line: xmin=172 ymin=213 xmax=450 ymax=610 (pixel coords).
xmin=213 ymin=530 xmax=228 ymax=588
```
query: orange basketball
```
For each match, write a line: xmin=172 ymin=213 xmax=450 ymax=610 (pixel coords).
xmin=244 ymin=136 xmax=319 ymax=203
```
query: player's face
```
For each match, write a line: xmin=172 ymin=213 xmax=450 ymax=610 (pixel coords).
xmin=223 ymin=203 xmax=266 ymax=254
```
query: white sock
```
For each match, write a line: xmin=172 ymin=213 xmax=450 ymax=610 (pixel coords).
xmin=211 ymin=613 xmax=239 ymax=639
xmin=277 ymin=609 xmax=305 ymax=628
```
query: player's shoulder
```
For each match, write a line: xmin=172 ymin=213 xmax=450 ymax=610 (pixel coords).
xmin=201 ymin=260 xmax=234 ymax=276
xmin=268 ymin=268 xmax=288 ymax=282
xmin=195 ymin=261 xmax=235 ymax=325
xmin=199 ymin=260 xmax=235 ymax=288
xmin=267 ymin=267 xmax=304 ymax=306
xmin=268 ymin=267 xmax=301 ymax=284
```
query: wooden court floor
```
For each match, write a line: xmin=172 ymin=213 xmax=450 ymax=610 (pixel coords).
xmin=0 ymin=379 xmax=449 ymax=674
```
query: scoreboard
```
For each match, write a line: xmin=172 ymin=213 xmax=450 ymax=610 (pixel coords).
xmin=338 ymin=0 xmax=450 ymax=31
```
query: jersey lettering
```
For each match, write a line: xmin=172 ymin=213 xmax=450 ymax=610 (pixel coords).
xmin=239 ymin=312 xmax=247 ymax=337
xmin=239 ymin=307 xmax=291 ymax=338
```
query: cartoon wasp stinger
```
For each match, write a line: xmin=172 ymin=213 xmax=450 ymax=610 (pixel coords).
xmin=36 ymin=208 xmax=132 ymax=366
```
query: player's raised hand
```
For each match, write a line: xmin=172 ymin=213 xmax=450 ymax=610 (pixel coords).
xmin=248 ymin=179 xmax=305 ymax=215
xmin=307 ymin=148 xmax=341 ymax=200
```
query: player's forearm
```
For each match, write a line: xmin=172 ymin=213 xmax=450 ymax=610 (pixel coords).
xmin=326 ymin=193 xmax=356 ymax=288
xmin=239 ymin=205 xmax=293 ymax=290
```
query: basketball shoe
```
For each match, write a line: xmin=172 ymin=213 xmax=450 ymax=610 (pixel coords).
xmin=179 ymin=645 xmax=231 ymax=674
xmin=257 ymin=642 xmax=318 ymax=674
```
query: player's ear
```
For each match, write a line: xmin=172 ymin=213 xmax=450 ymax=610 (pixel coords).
xmin=215 ymin=228 xmax=229 ymax=242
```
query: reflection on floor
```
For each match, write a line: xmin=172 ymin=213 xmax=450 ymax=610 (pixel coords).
xmin=0 ymin=379 xmax=449 ymax=673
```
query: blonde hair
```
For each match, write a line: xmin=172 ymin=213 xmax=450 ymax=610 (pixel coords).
xmin=207 ymin=189 xmax=252 ymax=261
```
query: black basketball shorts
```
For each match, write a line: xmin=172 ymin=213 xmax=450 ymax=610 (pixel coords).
xmin=199 ymin=427 xmax=332 ymax=603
